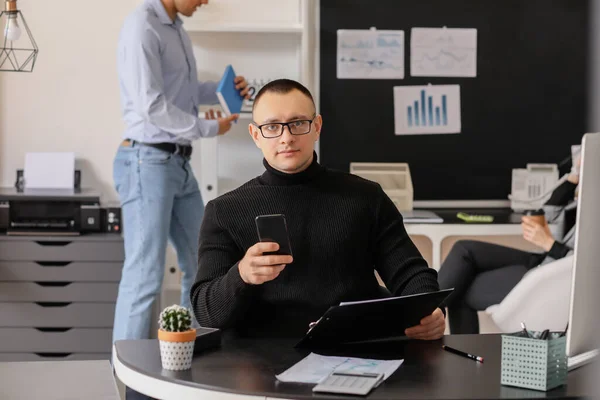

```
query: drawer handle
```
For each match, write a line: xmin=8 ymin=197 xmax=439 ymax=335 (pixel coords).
xmin=35 ymin=241 xmax=71 ymax=247
xmin=34 ymin=327 xmax=73 ymax=332
xmin=34 ymin=353 xmax=72 ymax=358
xmin=35 ymin=302 xmax=71 ymax=308
xmin=34 ymin=282 xmax=72 ymax=287
xmin=35 ymin=261 xmax=72 ymax=267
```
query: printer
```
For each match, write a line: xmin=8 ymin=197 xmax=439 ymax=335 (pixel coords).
xmin=0 ymin=188 xmax=104 ymax=235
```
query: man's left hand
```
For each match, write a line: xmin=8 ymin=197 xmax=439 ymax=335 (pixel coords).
xmin=235 ymin=76 xmax=251 ymax=99
xmin=405 ymin=308 xmax=445 ymax=340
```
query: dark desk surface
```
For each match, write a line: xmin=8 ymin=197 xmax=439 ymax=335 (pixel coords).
xmin=115 ymin=334 xmax=591 ymax=400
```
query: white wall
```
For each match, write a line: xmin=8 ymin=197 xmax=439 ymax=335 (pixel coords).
xmin=0 ymin=0 xmax=140 ymax=201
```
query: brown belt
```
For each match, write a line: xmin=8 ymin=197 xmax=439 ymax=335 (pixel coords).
xmin=122 ymin=139 xmax=193 ymax=157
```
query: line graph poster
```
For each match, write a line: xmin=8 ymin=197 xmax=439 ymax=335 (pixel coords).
xmin=394 ymin=85 xmax=461 ymax=135
xmin=410 ymin=27 xmax=477 ymax=77
xmin=337 ymin=29 xmax=405 ymax=79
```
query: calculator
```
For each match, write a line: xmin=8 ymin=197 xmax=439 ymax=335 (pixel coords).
xmin=456 ymin=212 xmax=494 ymax=223
xmin=312 ymin=371 xmax=384 ymax=396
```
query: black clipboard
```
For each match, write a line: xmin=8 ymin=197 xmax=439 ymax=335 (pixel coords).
xmin=295 ymin=289 xmax=453 ymax=349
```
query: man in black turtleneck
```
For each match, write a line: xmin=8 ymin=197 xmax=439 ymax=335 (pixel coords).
xmin=190 ymin=79 xmax=445 ymax=340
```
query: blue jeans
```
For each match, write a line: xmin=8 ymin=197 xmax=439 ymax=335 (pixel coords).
xmin=112 ymin=143 xmax=204 ymax=343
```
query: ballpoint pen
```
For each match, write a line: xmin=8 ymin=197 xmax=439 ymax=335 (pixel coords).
xmin=521 ymin=321 xmax=532 ymax=338
xmin=442 ymin=345 xmax=484 ymax=363
xmin=560 ymin=323 xmax=569 ymax=337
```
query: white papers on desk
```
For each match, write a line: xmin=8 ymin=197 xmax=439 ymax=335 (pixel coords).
xmin=276 ymin=352 xmax=403 ymax=384
xmin=24 ymin=152 xmax=75 ymax=190
xmin=401 ymin=210 xmax=443 ymax=223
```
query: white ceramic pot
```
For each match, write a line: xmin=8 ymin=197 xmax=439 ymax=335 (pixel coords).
xmin=158 ymin=329 xmax=195 ymax=370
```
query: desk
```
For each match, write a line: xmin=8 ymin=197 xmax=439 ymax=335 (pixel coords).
xmin=404 ymin=209 xmax=557 ymax=270
xmin=113 ymin=334 xmax=591 ymax=400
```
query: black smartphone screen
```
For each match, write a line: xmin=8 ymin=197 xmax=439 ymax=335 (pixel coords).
xmin=255 ymin=214 xmax=293 ymax=256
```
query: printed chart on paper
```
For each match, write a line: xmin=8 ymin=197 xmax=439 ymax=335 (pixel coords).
xmin=337 ymin=29 xmax=405 ymax=79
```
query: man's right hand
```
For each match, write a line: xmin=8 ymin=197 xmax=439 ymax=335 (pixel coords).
xmin=238 ymin=242 xmax=293 ymax=285
xmin=217 ymin=114 xmax=239 ymax=135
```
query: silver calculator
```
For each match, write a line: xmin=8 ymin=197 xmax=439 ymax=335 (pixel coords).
xmin=312 ymin=371 xmax=384 ymax=396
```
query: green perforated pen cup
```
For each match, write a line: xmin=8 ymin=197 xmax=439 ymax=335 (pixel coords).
xmin=501 ymin=331 xmax=567 ymax=392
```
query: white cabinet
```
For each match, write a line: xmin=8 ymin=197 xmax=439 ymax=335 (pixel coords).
xmin=185 ymin=0 xmax=318 ymax=203
xmin=0 ymin=235 xmax=124 ymax=361
xmin=197 ymin=136 xmax=219 ymax=207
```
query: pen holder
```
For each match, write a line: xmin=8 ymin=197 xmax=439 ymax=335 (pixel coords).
xmin=501 ymin=331 xmax=567 ymax=392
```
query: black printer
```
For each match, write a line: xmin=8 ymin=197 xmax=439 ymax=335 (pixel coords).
xmin=0 ymin=188 xmax=103 ymax=235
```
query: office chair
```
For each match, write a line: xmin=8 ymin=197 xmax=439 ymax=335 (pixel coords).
xmin=483 ymin=255 xmax=574 ymax=333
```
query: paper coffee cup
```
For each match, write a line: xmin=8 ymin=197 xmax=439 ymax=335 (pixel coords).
xmin=524 ymin=209 xmax=546 ymax=225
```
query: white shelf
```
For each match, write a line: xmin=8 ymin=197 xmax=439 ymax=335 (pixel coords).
xmin=199 ymin=111 xmax=253 ymax=119
xmin=193 ymin=0 xmax=316 ymax=203
xmin=186 ymin=23 xmax=303 ymax=34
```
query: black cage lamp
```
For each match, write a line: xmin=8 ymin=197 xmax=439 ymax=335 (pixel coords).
xmin=0 ymin=0 xmax=38 ymax=72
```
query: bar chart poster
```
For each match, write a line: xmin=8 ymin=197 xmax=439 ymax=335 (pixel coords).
xmin=393 ymin=85 xmax=461 ymax=135
xmin=410 ymin=27 xmax=477 ymax=78
xmin=337 ymin=29 xmax=405 ymax=79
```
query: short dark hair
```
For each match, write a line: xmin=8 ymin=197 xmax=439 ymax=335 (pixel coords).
xmin=252 ymin=79 xmax=315 ymax=113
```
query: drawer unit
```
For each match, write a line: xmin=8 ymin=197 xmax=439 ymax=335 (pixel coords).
xmin=0 ymin=282 xmax=119 ymax=302
xmin=0 ymin=328 xmax=112 ymax=352
xmin=0 ymin=353 xmax=111 ymax=361
xmin=0 ymin=302 xmax=115 ymax=327
xmin=0 ymin=261 xmax=122 ymax=282
xmin=0 ymin=234 xmax=123 ymax=360
xmin=0 ymin=239 xmax=125 ymax=261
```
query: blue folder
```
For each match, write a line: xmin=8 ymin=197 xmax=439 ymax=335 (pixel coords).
xmin=216 ymin=64 xmax=244 ymax=116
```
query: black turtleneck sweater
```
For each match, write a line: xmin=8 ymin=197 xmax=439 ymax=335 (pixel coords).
xmin=190 ymin=153 xmax=440 ymax=337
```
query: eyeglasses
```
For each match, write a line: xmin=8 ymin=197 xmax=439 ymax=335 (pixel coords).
xmin=253 ymin=116 xmax=316 ymax=139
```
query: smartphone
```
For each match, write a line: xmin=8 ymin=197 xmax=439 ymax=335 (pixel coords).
xmin=255 ymin=214 xmax=293 ymax=256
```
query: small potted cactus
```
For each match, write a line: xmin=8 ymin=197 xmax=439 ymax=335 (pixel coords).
xmin=158 ymin=304 xmax=196 ymax=370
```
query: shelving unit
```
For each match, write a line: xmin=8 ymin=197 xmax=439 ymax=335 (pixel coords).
xmin=198 ymin=109 xmax=253 ymax=120
xmin=183 ymin=0 xmax=317 ymax=203
xmin=185 ymin=23 xmax=304 ymax=34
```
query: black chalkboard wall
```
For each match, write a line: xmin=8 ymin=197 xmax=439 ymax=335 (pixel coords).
xmin=319 ymin=0 xmax=589 ymax=201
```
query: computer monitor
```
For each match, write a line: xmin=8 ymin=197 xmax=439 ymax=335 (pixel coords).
xmin=567 ymin=132 xmax=600 ymax=370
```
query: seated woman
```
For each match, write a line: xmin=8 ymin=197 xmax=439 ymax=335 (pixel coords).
xmin=438 ymin=162 xmax=580 ymax=334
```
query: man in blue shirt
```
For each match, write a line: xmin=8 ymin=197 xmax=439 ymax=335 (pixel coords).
xmin=113 ymin=0 xmax=249 ymax=351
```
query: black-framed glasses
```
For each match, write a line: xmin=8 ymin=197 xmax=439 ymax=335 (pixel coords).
xmin=253 ymin=115 xmax=316 ymax=139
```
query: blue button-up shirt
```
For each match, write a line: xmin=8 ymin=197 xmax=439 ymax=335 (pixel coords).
xmin=117 ymin=0 xmax=219 ymax=145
